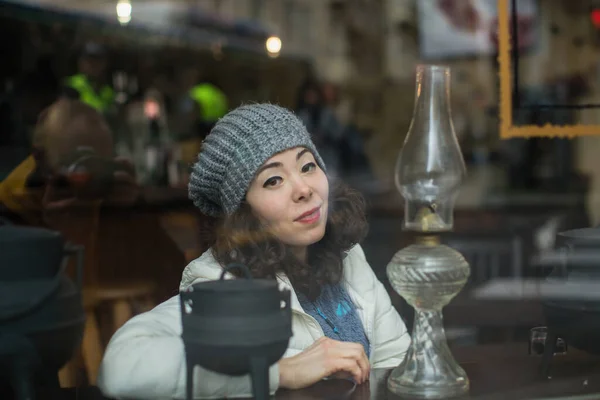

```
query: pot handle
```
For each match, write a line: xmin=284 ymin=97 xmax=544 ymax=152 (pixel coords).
xmin=220 ymin=263 xmax=253 ymax=281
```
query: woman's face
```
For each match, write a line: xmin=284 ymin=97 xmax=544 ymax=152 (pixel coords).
xmin=246 ymin=147 xmax=329 ymax=251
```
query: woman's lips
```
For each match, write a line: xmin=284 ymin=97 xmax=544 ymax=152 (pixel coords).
xmin=295 ymin=207 xmax=321 ymax=224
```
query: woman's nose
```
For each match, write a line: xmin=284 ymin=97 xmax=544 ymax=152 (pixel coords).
xmin=292 ymin=177 xmax=313 ymax=202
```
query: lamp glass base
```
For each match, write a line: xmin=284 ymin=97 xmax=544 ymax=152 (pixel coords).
xmin=386 ymin=243 xmax=471 ymax=399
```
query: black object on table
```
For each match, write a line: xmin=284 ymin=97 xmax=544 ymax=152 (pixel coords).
xmin=179 ymin=263 xmax=292 ymax=400
xmin=540 ymin=227 xmax=600 ymax=377
xmin=0 ymin=224 xmax=85 ymax=400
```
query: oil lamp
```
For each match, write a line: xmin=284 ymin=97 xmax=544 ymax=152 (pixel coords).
xmin=386 ymin=64 xmax=471 ymax=399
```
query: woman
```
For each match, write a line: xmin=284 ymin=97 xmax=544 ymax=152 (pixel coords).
xmin=97 ymin=104 xmax=410 ymax=399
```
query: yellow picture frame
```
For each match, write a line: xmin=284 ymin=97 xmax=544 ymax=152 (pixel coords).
xmin=497 ymin=0 xmax=600 ymax=138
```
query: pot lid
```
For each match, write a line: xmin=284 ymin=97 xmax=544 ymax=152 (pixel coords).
xmin=187 ymin=279 xmax=277 ymax=293
xmin=558 ymin=227 xmax=600 ymax=242
xmin=0 ymin=225 xmax=64 ymax=243
xmin=184 ymin=262 xmax=279 ymax=293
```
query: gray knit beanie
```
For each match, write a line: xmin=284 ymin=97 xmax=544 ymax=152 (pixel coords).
xmin=188 ymin=103 xmax=326 ymax=217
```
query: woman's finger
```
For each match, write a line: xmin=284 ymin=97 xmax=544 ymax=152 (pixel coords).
xmin=331 ymin=358 xmax=363 ymax=384
xmin=328 ymin=342 xmax=370 ymax=382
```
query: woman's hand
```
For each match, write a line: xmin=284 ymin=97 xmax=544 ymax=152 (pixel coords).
xmin=278 ymin=337 xmax=370 ymax=390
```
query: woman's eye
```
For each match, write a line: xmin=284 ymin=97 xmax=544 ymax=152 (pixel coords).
xmin=263 ymin=177 xmax=282 ymax=188
xmin=302 ymin=162 xmax=316 ymax=173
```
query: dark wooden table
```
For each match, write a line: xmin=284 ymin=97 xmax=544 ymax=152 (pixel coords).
xmin=139 ymin=186 xmax=192 ymax=210
xmin=40 ymin=343 xmax=600 ymax=399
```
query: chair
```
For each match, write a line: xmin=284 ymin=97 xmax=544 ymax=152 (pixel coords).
xmin=442 ymin=231 xmax=525 ymax=287
xmin=54 ymin=203 xmax=158 ymax=387
xmin=441 ymin=231 xmax=529 ymax=344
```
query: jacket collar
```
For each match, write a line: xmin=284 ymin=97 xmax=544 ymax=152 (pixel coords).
xmin=276 ymin=270 xmax=367 ymax=314
xmin=275 ymin=273 xmax=304 ymax=314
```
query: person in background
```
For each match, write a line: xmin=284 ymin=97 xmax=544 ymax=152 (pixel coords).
xmin=0 ymin=98 xmax=189 ymax=304
xmin=171 ymin=66 xmax=228 ymax=141
xmin=322 ymin=82 xmax=351 ymax=126
xmin=321 ymin=82 xmax=376 ymax=190
xmin=97 ymin=103 xmax=410 ymax=399
xmin=0 ymin=99 xmax=138 ymax=226
xmin=188 ymin=79 xmax=228 ymax=136
xmin=63 ymin=42 xmax=115 ymax=115
xmin=295 ymin=80 xmax=344 ymax=178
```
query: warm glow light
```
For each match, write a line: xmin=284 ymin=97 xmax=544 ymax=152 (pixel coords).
xmin=116 ymin=0 xmax=132 ymax=24
xmin=592 ymin=9 xmax=600 ymax=28
xmin=265 ymin=36 xmax=282 ymax=54
xmin=144 ymin=100 xmax=160 ymax=119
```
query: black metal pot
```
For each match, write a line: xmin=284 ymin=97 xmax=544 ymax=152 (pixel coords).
xmin=543 ymin=227 xmax=600 ymax=355
xmin=0 ymin=225 xmax=85 ymax=400
xmin=0 ymin=225 xmax=64 ymax=281
xmin=180 ymin=263 xmax=292 ymax=400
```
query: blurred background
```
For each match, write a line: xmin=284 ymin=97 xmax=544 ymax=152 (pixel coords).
xmin=2 ymin=0 xmax=600 ymax=397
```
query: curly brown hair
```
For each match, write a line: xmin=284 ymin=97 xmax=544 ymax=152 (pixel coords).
xmin=206 ymin=181 xmax=369 ymax=300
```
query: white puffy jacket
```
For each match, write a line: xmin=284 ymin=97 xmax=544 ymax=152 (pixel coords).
xmin=97 ymin=244 xmax=410 ymax=399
